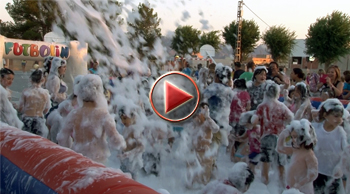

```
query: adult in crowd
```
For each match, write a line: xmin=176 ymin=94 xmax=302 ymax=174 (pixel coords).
xmin=182 ymin=61 xmax=192 ymax=76
xmin=268 ymin=62 xmax=285 ymax=85
xmin=233 ymin=62 xmax=245 ymax=80
xmin=0 ymin=68 xmax=15 ymax=101
xmin=239 ymin=61 xmax=255 ymax=81
xmin=0 ymin=85 xmax=23 ymax=129
xmin=317 ymin=65 xmax=343 ymax=99
xmin=192 ymin=63 xmax=202 ymax=80
xmin=290 ymin=68 xmax=305 ymax=85
xmin=247 ymin=66 xmax=268 ymax=110
xmin=45 ymin=57 xmax=68 ymax=107
xmin=18 ymin=70 xmax=51 ymax=138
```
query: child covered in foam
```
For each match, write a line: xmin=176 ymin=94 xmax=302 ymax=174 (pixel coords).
xmin=57 ymin=74 xmax=126 ymax=164
xmin=185 ymin=103 xmax=220 ymax=187
xmin=118 ymin=107 xmax=145 ymax=179
xmin=201 ymin=162 xmax=254 ymax=194
xmin=277 ymin=119 xmax=318 ymax=194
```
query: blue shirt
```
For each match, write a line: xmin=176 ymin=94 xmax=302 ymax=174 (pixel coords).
xmin=343 ymin=82 xmax=350 ymax=95
xmin=182 ymin=67 xmax=192 ymax=76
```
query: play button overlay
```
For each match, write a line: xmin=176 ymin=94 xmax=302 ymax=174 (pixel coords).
xmin=149 ymin=72 xmax=200 ymax=122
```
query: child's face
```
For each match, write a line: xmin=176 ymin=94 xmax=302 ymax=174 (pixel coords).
xmin=324 ymin=111 xmax=343 ymax=127
xmin=293 ymin=88 xmax=301 ymax=100
xmin=255 ymin=71 xmax=266 ymax=84
xmin=120 ymin=114 xmax=134 ymax=127
xmin=321 ymin=91 xmax=329 ymax=101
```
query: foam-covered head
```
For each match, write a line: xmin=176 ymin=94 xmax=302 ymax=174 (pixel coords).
xmin=252 ymin=66 xmax=268 ymax=82
xmin=215 ymin=63 xmax=232 ymax=85
xmin=287 ymin=119 xmax=317 ymax=149
xmin=43 ymin=56 xmax=54 ymax=74
xmin=294 ymin=82 xmax=308 ymax=100
xmin=264 ymin=81 xmax=280 ymax=99
xmin=228 ymin=162 xmax=254 ymax=192
xmin=239 ymin=110 xmax=257 ymax=126
xmin=318 ymin=98 xmax=349 ymax=121
xmin=49 ymin=57 xmax=67 ymax=76
xmin=73 ymin=75 xmax=84 ymax=96
xmin=76 ymin=74 xmax=104 ymax=102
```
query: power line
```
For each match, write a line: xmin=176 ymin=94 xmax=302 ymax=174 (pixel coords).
xmin=243 ymin=3 xmax=271 ymax=28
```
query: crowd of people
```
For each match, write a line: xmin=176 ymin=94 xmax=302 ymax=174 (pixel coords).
xmin=1 ymin=56 xmax=350 ymax=194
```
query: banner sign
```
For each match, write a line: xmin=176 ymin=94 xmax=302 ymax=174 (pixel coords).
xmin=3 ymin=38 xmax=70 ymax=60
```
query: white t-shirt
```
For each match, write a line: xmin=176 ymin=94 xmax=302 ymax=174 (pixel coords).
xmin=312 ymin=122 xmax=348 ymax=177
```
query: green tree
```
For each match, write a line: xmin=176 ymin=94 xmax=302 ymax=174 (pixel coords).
xmin=200 ymin=30 xmax=221 ymax=51
xmin=128 ymin=2 xmax=161 ymax=59
xmin=4 ymin=0 xmax=59 ymax=40
xmin=262 ymin=25 xmax=296 ymax=62
xmin=222 ymin=19 xmax=260 ymax=60
xmin=305 ymin=11 xmax=350 ymax=68
xmin=171 ymin=25 xmax=201 ymax=56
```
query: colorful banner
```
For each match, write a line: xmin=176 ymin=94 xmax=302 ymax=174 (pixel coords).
xmin=3 ymin=38 xmax=70 ymax=60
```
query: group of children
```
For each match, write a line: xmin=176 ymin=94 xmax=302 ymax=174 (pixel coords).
xmin=2 ymin=58 xmax=350 ymax=194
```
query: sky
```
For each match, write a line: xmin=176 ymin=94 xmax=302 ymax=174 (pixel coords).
xmin=1 ymin=0 xmax=350 ymax=40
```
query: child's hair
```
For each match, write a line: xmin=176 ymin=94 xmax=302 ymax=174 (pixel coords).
xmin=233 ymin=78 xmax=247 ymax=89
xmin=215 ymin=63 xmax=232 ymax=84
xmin=30 ymin=69 xmax=43 ymax=84
xmin=287 ymin=86 xmax=295 ymax=98
xmin=246 ymin=61 xmax=255 ymax=71
xmin=321 ymin=88 xmax=335 ymax=99
xmin=345 ymin=74 xmax=350 ymax=83
xmin=232 ymin=124 xmax=246 ymax=138
xmin=318 ymin=69 xmax=325 ymax=74
xmin=293 ymin=68 xmax=305 ymax=79
xmin=288 ymin=119 xmax=317 ymax=150
xmin=265 ymin=82 xmax=280 ymax=99
xmin=0 ymin=68 xmax=14 ymax=78
xmin=252 ymin=66 xmax=268 ymax=82
xmin=318 ymin=98 xmax=344 ymax=122
xmin=295 ymin=82 xmax=309 ymax=101
xmin=343 ymin=70 xmax=350 ymax=76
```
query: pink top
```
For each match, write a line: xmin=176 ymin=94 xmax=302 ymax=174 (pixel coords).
xmin=229 ymin=90 xmax=250 ymax=124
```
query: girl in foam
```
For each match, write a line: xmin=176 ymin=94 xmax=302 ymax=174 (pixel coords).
xmin=45 ymin=57 xmax=68 ymax=106
xmin=247 ymin=65 xmax=268 ymax=110
xmin=46 ymin=75 xmax=83 ymax=143
xmin=18 ymin=70 xmax=51 ymax=138
xmin=312 ymin=98 xmax=348 ymax=194
xmin=292 ymin=82 xmax=312 ymax=121
xmin=0 ymin=84 xmax=23 ymax=129
xmin=57 ymin=74 xmax=126 ymax=165
xmin=277 ymin=119 xmax=318 ymax=194
xmin=201 ymin=162 xmax=254 ymax=194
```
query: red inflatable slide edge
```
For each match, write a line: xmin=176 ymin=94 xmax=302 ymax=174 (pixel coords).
xmin=0 ymin=125 xmax=158 ymax=194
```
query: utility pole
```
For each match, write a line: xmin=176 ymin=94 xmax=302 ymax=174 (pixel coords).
xmin=235 ymin=0 xmax=243 ymax=62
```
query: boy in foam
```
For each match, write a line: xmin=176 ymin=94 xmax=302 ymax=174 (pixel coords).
xmin=57 ymin=74 xmax=126 ymax=165
xmin=186 ymin=103 xmax=220 ymax=186
xmin=312 ymin=98 xmax=348 ymax=194
xmin=0 ymin=84 xmax=23 ymax=129
xmin=277 ymin=119 xmax=318 ymax=194
xmin=118 ymin=107 xmax=145 ymax=179
xmin=201 ymin=162 xmax=254 ymax=194
xmin=255 ymin=81 xmax=294 ymax=185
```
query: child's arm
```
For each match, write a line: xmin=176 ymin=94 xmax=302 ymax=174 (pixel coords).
xmin=276 ymin=129 xmax=293 ymax=155
xmin=204 ymin=118 xmax=220 ymax=133
xmin=294 ymin=101 xmax=309 ymax=120
xmin=120 ymin=133 xmax=145 ymax=159
xmin=295 ymin=153 xmax=318 ymax=188
xmin=104 ymin=115 xmax=126 ymax=150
